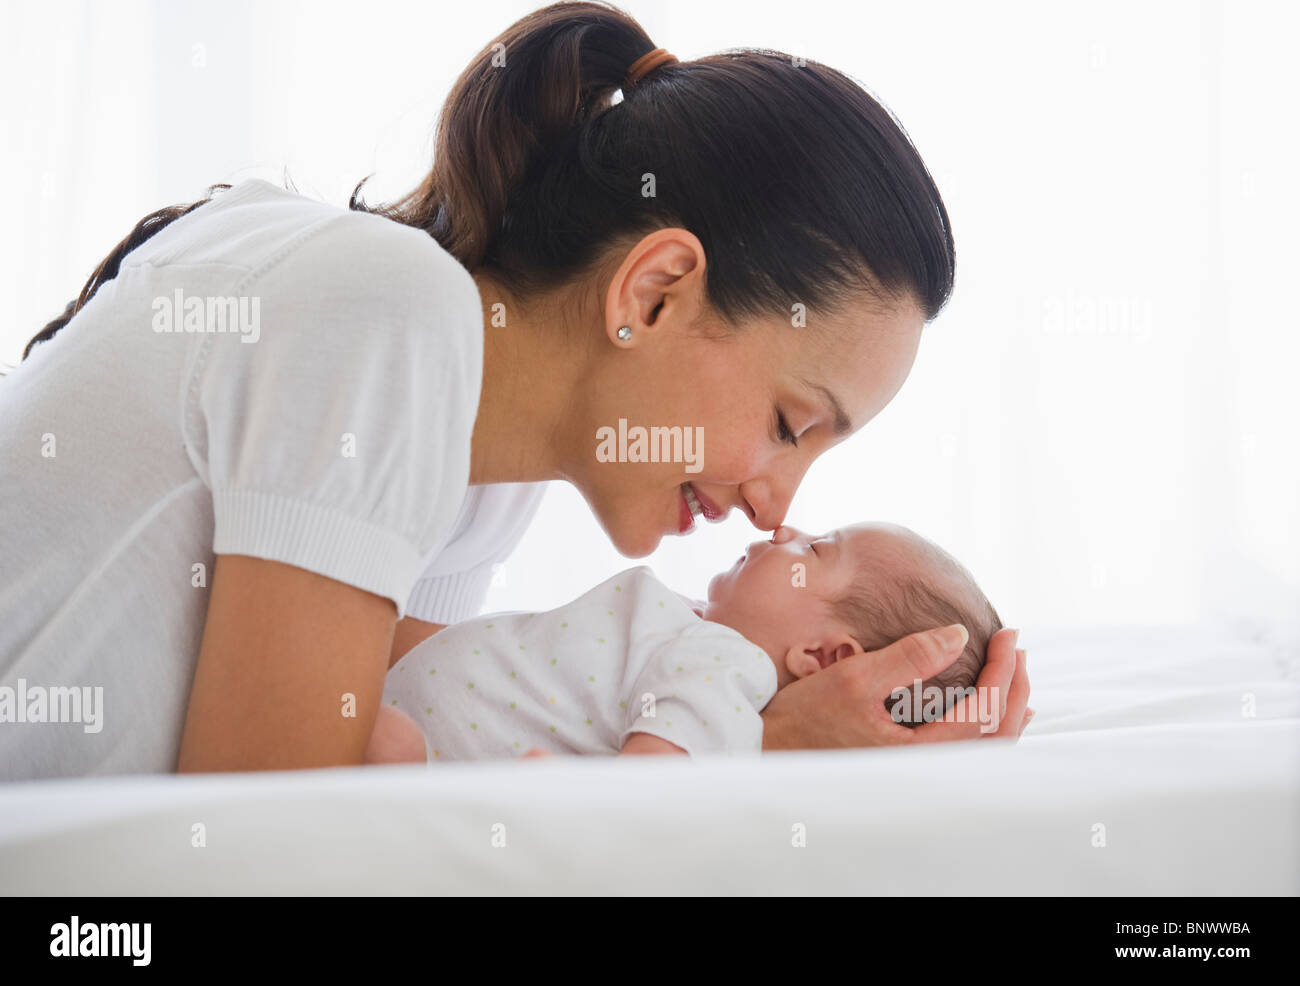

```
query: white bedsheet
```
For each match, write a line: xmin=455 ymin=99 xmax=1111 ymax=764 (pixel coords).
xmin=2 ymin=622 xmax=1297 ymax=895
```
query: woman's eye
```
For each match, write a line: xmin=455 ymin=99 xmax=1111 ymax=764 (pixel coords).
xmin=809 ymin=540 xmax=819 ymax=555
xmin=777 ymin=411 xmax=798 ymax=447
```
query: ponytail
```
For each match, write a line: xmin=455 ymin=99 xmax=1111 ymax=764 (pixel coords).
xmin=27 ymin=0 xmax=956 ymax=361
xmin=353 ymin=1 xmax=955 ymax=324
xmin=351 ymin=1 xmax=656 ymax=275
xmin=21 ymin=183 xmax=230 ymax=360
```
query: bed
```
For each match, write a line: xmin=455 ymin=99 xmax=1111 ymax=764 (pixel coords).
xmin=2 ymin=622 xmax=1297 ymax=895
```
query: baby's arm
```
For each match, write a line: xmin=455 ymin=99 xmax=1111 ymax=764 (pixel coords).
xmin=365 ymin=705 xmax=428 ymax=764
xmin=619 ymin=733 xmax=688 ymax=756
xmin=519 ymin=734 xmax=687 ymax=759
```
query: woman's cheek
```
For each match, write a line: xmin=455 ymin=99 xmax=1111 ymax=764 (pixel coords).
xmin=695 ymin=431 xmax=766 ymax=487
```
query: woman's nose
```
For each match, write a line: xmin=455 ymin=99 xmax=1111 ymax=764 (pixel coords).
xmin=741 ymin=455 xmax=813 ymax=534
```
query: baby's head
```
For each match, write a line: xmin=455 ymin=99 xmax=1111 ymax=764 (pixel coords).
xmin=702 ymin=523 xmax=1001 ymax=725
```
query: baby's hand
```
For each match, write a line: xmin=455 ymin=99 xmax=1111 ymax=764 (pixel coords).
xmin=364 ymin=705 xmax=428 ymax=764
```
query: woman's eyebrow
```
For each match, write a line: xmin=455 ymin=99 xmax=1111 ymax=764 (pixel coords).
xmin=797 ymin=376 xmax=852 ymax=435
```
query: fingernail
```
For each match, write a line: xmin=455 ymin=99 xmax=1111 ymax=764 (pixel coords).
xmin=1016 ymin=647 xmax=1026 ymax=662
xmin=934 ymin=624 xmax=968 ymax=651
xmin=1009 ymin=628 xmax=1020 ymax=647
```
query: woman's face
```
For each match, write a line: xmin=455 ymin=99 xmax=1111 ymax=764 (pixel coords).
xmin=569 ymin=230 xmax=926 ymax=557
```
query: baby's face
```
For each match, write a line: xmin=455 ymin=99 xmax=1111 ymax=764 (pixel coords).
xmin=703 ymin=522 xmax=925 ymax=688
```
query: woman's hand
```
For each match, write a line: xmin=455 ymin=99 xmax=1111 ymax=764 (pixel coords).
xmin=761 ymin=625 xmax=1030 ymax=750
xmin=910 ymin=629 xmax=1030 ymax=743
xmin=390 ymin=616 xmax=447 ymax=668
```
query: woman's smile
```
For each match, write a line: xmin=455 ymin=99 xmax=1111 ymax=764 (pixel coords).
xmin=676 ymin=482 xmax=728 ymax=535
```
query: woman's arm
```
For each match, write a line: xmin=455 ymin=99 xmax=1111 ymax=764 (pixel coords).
xmin=390 ymin=617 xmax=447 ymax=668
xmin=760 ymin=626 xmax=1030 ymax=750
xmin=176 ymin=554 xmax=398 ymax=773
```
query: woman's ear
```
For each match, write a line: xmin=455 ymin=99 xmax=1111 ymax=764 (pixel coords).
xmin=603 ymin=229 xmax=705 ymax=345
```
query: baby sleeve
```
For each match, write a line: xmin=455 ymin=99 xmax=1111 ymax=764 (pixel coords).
xmin=182 ymin=212 xmax=483 ymax=615
xmin=622 ymin=625 xmax=779 ymax=757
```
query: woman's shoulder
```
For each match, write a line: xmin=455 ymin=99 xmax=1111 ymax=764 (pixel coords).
xmin=130 ymin=178 xmax=482 ymax=346
xmin=248 ymin=198 xmax=481 ymax=333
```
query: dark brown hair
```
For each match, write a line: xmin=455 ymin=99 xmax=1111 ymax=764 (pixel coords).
xmin=23 ymin=1 xmax=955 ymax=359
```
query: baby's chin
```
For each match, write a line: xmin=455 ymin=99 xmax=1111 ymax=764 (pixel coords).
xmin=705 ymin=571 xmax=723 ymax=599
xmin=705 ymin=573 xmax=739 ymax=606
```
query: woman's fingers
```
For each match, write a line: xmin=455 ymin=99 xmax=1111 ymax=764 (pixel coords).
xmin=874 ymin=623 xmax=971 ymax=685
xmin=905 ymin=627 xmax=1020 ymax=744
xmin=762 ymin=625 xmax=1027 ymax=750
xmin=908 ymin=696 xmax=989 ymax=743
xmin=994 ymin=647 xmax=1030 ymax=740
xmin=982 ymin=627 xmax=1018 ymax=722
xmin=1018 ymin=707 xmax=1036 ymax=737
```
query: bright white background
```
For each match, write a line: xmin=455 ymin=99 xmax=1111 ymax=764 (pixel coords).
xmin=3 ymin=0 xmax=1297 ymax=639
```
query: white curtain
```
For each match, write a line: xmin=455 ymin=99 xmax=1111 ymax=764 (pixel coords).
xmin=4 ymin=0 xmax=1296 ymax=636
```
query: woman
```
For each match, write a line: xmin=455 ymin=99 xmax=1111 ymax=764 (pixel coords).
xmin=0 ymin=2 xmax=1028 ymax=779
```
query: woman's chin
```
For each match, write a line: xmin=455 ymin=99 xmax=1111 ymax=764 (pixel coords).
xmin=604 ymin=520 xmax=662 ymax=559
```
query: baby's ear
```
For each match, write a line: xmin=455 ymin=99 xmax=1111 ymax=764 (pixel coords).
xmin=784 ymin=634 xmax=865 ymax=679
xmin=784 ymin=645 xmax=824 ymax=680
xmin=830 ymin=634 xmax=865 ymax=664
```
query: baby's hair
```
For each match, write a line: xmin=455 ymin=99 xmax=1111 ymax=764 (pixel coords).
xmin=831 ymin=532 xmax=1002 ymax=726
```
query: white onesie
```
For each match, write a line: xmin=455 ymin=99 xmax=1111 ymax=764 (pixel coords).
xmin=382 ymin=566 xmax=778 ymax=759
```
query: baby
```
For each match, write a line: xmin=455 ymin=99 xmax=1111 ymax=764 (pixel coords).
xmin=368 ymin=522 xmax=1003 ymax=762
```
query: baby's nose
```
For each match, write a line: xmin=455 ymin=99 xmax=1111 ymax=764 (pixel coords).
xmin=771 ymin=524 xmax=804 ymax=544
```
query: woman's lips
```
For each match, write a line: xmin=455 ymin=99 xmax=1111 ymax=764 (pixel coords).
xmin=677 ymin=487 xmax=695 ymax=534
xmin=676 ymin=483 xmax=727 ymax=535
xmin=685 ymin=483 xmax=726 ymax=522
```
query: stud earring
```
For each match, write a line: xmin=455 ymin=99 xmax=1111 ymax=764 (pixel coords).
xmin=617 ymin=326 xmax=632 ymax=341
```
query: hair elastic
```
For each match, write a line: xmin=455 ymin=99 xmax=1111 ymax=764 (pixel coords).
xmin=625 ymin=47 xmax=678 ymax=87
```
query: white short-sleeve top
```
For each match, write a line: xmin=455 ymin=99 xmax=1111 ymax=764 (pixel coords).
xmin=0 ymin=178 xmax=545 ymax=780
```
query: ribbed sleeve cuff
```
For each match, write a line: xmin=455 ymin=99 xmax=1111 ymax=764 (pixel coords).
xmin=404 ymin=564 xmax=496 ymax=625
xmin=212 ymin=489 xmax=422 ymax=617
